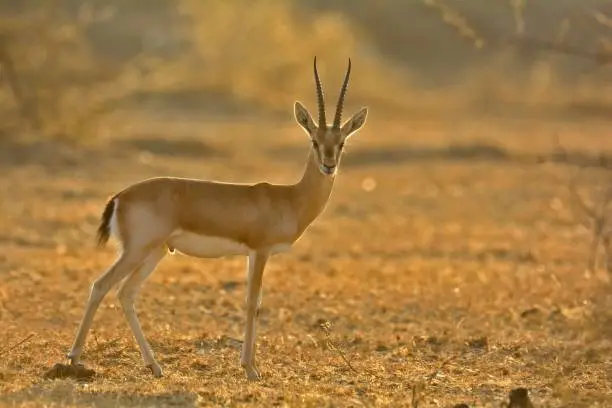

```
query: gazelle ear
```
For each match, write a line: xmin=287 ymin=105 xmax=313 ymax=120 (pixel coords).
xmin=294 ymin=101 xmax=317 ymax=136
xmin=341 ymin=107 xmax=368 ymax=139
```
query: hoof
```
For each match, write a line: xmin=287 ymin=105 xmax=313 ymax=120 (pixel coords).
xmin=244 ymin=366 xmax=261 ymax=381
xmin=67 ymin=358 xmax=76 ymax=366
xmin=66 ymin=353 xmax=79 ymax=366
xmin=147 ymin=363 xmax=163 ymax=378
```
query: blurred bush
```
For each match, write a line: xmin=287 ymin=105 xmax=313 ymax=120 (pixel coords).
xmin=0 ymin=2 xmax=159 ymax=141
xmin=0 ymin=0 xmax=410 ymax=141
xmin=1 ymin=0 xmax=612 ymax=142
xmin=153 ymin=0 xmax=410 ymax=115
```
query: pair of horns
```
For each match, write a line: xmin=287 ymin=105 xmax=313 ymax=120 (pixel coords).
xmin=313 ymin=56 xmax=351 ymax=130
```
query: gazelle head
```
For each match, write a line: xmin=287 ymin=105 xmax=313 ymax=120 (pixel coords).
xmin=294 ymin=57 xmax=368 ymax=177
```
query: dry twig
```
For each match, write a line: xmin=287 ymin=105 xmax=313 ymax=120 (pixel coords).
xmin=318 ymin=320 xmax=358 ymax=374
xmin=510 ymin=35 xmax=612 ymax=65
xmin=569 ymin=170 xmax=612 ymax=271
xmin=554 ymin=137 xmax=612 ymax=272
xmin=425 ymin=353 xmax=460 ymax=384
xmin=0 ymin=333 xmax=35 ymax=357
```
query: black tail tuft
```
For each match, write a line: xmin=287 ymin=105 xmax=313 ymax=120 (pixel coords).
xmin=97 ymin=198 xmax=116 ymax=248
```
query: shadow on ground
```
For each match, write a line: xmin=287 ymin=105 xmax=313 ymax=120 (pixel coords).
xmin=0 ymin=135 xmax=224 ymax=170
xmin=2 ymin=135 xmax=612 ymax=172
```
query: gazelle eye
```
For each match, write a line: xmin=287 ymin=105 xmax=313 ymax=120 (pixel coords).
xmin=312 ymin=140 xmax=319 ymax=149
xmin=339 ymin=142 xmax=345 ymax=150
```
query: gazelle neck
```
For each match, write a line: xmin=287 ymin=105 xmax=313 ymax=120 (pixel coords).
xmin=292 ymin=148 xmax=336 ymax=230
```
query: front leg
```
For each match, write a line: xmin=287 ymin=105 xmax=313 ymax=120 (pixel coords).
xmin=240 ymin=249 xmax=269 ymax=381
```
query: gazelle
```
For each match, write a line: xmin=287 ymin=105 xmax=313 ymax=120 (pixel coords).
xmin=66 ymin=57 xmax=368 ymax=380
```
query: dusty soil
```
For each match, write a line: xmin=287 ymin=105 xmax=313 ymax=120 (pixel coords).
xmin=0 ymin=114 xmax=611 ymax=407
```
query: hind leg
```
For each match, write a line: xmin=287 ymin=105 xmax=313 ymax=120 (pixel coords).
xmin=67 ymin=248 xmax=151 ymax=364
xmin=116 ymin=246 xmax=166 ymax=377
xmin=68 ymin=196 xmax=173 ymax=368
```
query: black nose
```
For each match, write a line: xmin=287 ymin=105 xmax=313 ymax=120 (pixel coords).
xmin=322 ymin=164 xmax=336 ymax=174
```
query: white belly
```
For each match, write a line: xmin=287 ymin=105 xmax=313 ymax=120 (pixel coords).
xmin=167 ymin=231 xmax=292 ymax=258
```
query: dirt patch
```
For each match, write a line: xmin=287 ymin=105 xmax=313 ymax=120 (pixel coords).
xmin=43 ymin=364 xmax=96 ymax=382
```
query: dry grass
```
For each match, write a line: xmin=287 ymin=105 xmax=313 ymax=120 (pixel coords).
xmin=0 ymin=114 xmax=611 ymax=407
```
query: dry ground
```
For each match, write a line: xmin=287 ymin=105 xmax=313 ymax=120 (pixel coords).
xmin=0 ymin=113 xmax=611 ymax=407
